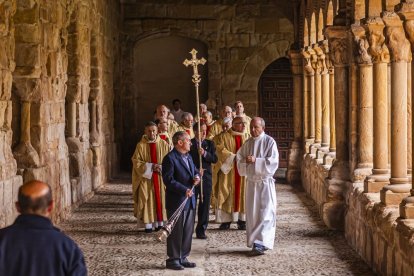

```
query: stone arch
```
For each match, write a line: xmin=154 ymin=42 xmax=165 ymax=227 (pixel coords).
xmin=327 ymin=0 xmax=334 ymax=25
xmin=310 ymin=12 xmax=316 ymax=45
xmin=317 ymin=9 xmax=324 ymax=41
xmin=118 ymin=34 xmax=210 ymax=171
xmin=237 ymin=40 xmax=291 ymax=115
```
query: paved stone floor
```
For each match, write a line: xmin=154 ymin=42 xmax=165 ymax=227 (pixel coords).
xmin=60 ymin=179 xmax=376 ymax=276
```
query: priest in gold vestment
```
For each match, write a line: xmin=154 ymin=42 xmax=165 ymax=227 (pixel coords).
xmin=177 ymin=112 xmax=195 ymax=138
xmin=132 ymin=121 xmax=170 ymax=233
xmin=215 ymin=116 xmax=250 ymax=230
xmin=207 ymin=105 xmax=233 ymax=140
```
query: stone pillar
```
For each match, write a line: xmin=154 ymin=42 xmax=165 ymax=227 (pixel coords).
xmin=364 ymin=17 xmax=391 ymax=193
xmin=397 ymin=2 xmax=414 ymax=217
xmin=302 ymin=60 xmax=309 ymax=152
xmin=13 ymin=101 xmax=40 ymax=168
xmin=90 ymin=100 xmax=99 ymax=146
xmin=324 ymin=45 xmax=336 ymax=167
xmin=287 ymin=50 xmax=303 ymax=184
xmin=351 ymin=24 xmax=374 ymax=182
xmin=380 ymin=11 xmax=411 ymax=205
xmin=323 ymin=26 xmax=351 ymax=229
xmin=316 ymin=41 xmax=330 ymax=161
xmin=302 ymin=48 xmax=315 ymax=152
xmin=310 ymin=45 xmax=322 ymax=156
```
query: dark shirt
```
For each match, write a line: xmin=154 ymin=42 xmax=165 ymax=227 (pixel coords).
xmin=0 ymin=214 xmax=87 ymax=276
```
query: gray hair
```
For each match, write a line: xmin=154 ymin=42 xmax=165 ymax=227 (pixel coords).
xmin=222 ymin=117 xmax=232 ymax=125
xmin=172 ymin=131 xmax=188 ymax=145
xmin=203 ymin=110 xmax=212 ymax=117
xmin=252 ymin=117 xmax=265 ymax=127
xmin=181 ymin=112 xmax=193 ymax=122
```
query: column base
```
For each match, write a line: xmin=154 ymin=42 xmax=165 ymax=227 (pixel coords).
xmin=316 ymin=146 xmax=329 ymax=161
xmin=352 ymin=166 xmax=373 ymax=183
xmin=287 ymin=141 xmax=302 ymax=185
xmin=304 ymin=139 xmax=314 ymax=153
xmin=380 ymin=184 xmax=411 ymax=205
xmin=309 ymin=143 xmax=321 ymax=157
xmin=400 ymin=196 xmax=414 ymax=218
xmin=364 ymin=174 xmax=389 ymax=193
xmin=323 ymin=151 xmax=336 ymax=167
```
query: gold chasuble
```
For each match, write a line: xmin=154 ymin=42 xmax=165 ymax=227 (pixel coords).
xmin=131 ymin=135 xmax=169 ymax=225
xmin=177 ymin=124 xmax=195 ymax=138
xmin=211 ymin=130 xmax=226 ymax=209
xmin=207 ymin=119 xmax=223 ymax=140
xmin=215 ymin=129 xmax=250 ymax=222
xmin=158 ymin=131 xmax=173 ymax=149
xmin=168 ymin=119 xmax=179 ymax=137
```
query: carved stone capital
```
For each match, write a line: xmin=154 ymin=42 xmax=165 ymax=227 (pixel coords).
xmin=319 ymin=40 xmax=334 ymax=73
xmin=365 ymin=17 xmax=390 ymax=63
xmin=288 ymin=50 xmax=303 ymax=75
xmin=301 ymin=48 xmax=314 ymax=75
xmin=382 ymin=11 xmax=412 ymax=62
xmin=351 ymin=24 xmax=372 ymax=64
xmin=325 ymin=26 xmax=349 ymax=67
xmin=313 ymin=45 xmax=326 ymax=74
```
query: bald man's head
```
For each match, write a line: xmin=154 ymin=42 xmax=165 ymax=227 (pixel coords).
xmin=17 ymin=180 xmax=53 ymax=216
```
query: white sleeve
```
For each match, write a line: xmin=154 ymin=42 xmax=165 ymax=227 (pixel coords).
xmin=220 ymin=153 xmax=236 ymax=174
xmin=253 ymin=143 xmax=279 ymax=177
xmin=143 ymin=163 xmax=153 ymax=179
xmin=236 ymin=146 xmax=248 ymax=177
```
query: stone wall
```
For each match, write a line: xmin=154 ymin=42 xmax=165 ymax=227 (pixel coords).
xmin=0 ymin=0 xmax=120 ymax=226
xmin=346 ymin=184 xmax=414 ymax=275
xmin=118 ymin=0 xmax=294 ymax=170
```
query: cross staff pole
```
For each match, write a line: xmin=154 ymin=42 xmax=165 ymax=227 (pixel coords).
xmin=183 ymin=49 xmax=206 ymax=203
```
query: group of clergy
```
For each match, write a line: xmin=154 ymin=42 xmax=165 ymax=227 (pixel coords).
xmin=132 ymin=100 xmax=255 ymax=232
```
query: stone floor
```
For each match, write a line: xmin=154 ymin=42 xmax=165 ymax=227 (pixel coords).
xmin=59 ymin=179 xmax=376 ymax=276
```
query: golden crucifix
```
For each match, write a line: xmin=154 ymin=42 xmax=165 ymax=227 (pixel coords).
xmin=183 ymin=49 xmax=207 ymax=202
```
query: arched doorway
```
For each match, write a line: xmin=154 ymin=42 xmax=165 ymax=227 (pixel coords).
xmin=258 ymin=57 xmax=293 ymax=168
xmin=119 ymin=36 xmax=208 ymax=171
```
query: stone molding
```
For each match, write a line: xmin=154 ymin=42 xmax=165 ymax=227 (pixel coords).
xmin=325 ymin=26 xmax=349 ymax=67
xmin=288 ymin=50 xmax=303 ymax=75
xmin=365 ymin=17 xmax=390 ymax=63
xmin=382 ymin=11 xmax=412 ymax=62
xmin=301 ymin=48 xmax=314 ymax=75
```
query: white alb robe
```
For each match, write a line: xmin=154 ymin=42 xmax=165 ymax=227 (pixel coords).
xmin=236 ymin=132 xmax=279 ymax=249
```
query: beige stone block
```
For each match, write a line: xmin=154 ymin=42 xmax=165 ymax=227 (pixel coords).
xmin=364 ymin=178 xmax=387 ymax=193
xmin=203 ymin=20 xmax=218 ymax=33
xmin=191 ymin=5 xmax=215 ymax=18
xmin=15 ymin=23 xmax=40 ymax=44
xmin=380 ymin=189 xmax=410 ymax=205
xmin=236 ymin=4 xmax=259 ymax=17
xmin=278 ymin=18 xmax=294 ymax=33
xmin=166 ymin=5 xmax=191 ymax=18
xmin=0 ymin=40 xmax=9 ymax=70
xmin=225 ymin=60 xmax=246 ymax=75
xmin=231 ymin=19 xmax=254 ymax=34
xmin=15 ymin=43 xmax=40 ymax=69
xmin=15 ymin=5 xmax=39 ymax=24
xmin=226 ymin=34 xmax=249 ymax=48
xmin=215 ymin=5 xmax=235 ymax=19
xmin=255 ymin=19 xmax=278 ymax=33
xmin=0 ymin=70 xmax=11 ymax=100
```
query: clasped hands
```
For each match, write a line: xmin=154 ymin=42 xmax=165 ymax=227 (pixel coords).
xmin=152 ymin=163 xmax=162 ymax=173
xmin=246 ymin=155 xmax=256 ymax=164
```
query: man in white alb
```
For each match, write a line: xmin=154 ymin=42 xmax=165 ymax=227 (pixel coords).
xmin=236 ymin=117 xmax=279 ymax=256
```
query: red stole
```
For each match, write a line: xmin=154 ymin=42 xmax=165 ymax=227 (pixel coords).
xmin=185 ymin=129 xmax=191 ymax=136
xmin=206 ymin=124 xmax=212 ymax=136
xmin=149 ymin=143 xmax=162 ymax=222
xmin=234 ymin=135 xmax=242 ymax=212
xmin=159 ymin=134 xmax=169 ymax=144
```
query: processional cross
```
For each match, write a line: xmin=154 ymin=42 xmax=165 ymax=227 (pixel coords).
xmin=183 ymin=49 xmax=207 ymax=202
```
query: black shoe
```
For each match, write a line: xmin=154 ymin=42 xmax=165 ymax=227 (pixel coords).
xmin=181 ymin=259 xmax=196 ymax=268
xmin=196 ymin=233 xmax=207 ymax=239
xmin=218 ymin=223 xmax=230 ymax=230
xmin=166 ymin=263 xmax=184 ymax=270
xmin=248 ymin=247 xmax=265 ymax=256
xmin=154 ymin=226 xmax=162 ymax=232
xmin=144 ymin=228 xmax=153 ymax=233
xmin=237 ymin=220 xmax=246 ymax=230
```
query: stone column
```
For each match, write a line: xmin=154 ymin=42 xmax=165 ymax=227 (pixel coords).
xmin=324 ymin=45 xmax=336 ymax=167
xmin=380 ymin=11 xmax=411 ymax=205
xmin=302 ymin=48 xmax=315 ymax=152
xmin=13 ymin=101 xmax=40 ymax=168
xmin=287 ymin=50 xmax=303 ymax=184
xmin=323 ymin=26 xmax=350 ymax=229
xmin=316 ymin=41 xmax=330 ymax=161
xmin=310 ymin=45 xmax=322 ymax=156
xmin=364 ymin=17 xmax=391 ymax=192
xmin=397 ymin=2 xmax=414 ymax=217
xmin=90 ymin=100 xmax=99 ymax=146
xmin=351 ymin=24 xmax=374 ymax=182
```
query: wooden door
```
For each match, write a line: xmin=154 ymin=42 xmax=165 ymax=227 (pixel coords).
xmin=259 ymin=57 xmax=293 ymax=168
